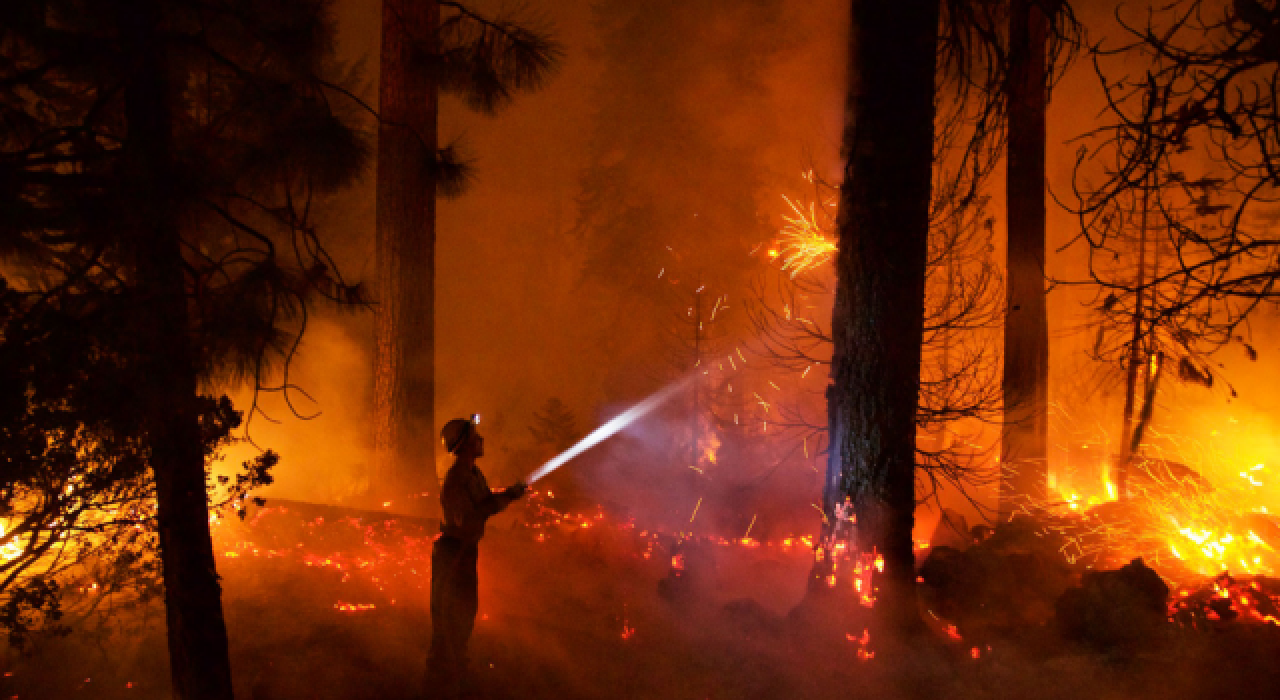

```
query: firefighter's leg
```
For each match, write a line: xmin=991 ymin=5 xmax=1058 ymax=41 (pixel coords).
xmin=457 ymin=544 xmax=480 ymax=651
xmin=424 ymin=538 xmax=464 ymax=699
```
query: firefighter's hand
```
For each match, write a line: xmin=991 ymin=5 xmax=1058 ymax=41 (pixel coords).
xmin=505 ymin=482 xmax=529 ymax=499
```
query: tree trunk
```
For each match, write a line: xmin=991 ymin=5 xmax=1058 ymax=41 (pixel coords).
xmin=691 ymin=288 xmax=701 ymax=472
xmin=1117 ymin=183 xmax=1151 ymax=497
xmin=999 ymin=0 xmax=1050 ymax=517
xmin=1128 ymin=352 xmax=1163 ymax=456
xmin=375 ymin=0 xmax=442 ymax=515
xmin=118 ymin=2 xmax=235 ymax=698
xmin=827 ymin=0 xmax=938 ymax=632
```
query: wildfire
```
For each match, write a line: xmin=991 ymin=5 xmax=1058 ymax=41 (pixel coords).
xmin=0 ymin=524 xmax=24 ymax=562
xmin=1042 ymin=452 xmax=1280 ymax=582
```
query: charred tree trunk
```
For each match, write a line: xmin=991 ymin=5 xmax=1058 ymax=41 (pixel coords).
xmin=1117 ymin=183 xmax=1151 ymax=497
xmin=999 ymin=0 xmax=1050 ymax=517
xmin=827 ymin=0 xmax=938 ymax=632
xmin=118 ymin=2 xmax=235 ymax=698
xmin=374 ymin=0 xmax=442 ymax=515
xmin=1129 ymin=352 xmax=1162 ymax=457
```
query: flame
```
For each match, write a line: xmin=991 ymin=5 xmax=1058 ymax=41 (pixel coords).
xmin=0 ymin=523 xmax=25 ymax=562
xmin=1043 ymin=452 xmax=1279 ymax=581
xmin=702 ymin=429 xmax=721 ymax=466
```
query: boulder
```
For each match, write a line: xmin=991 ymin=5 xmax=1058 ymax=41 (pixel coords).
xmin=1055 ymin=557 xmax=1169 ymax=653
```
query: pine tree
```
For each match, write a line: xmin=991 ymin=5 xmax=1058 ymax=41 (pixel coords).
xmin=373 ymin=1 xmax=558 ymax=512
xmin=828 ymin=0 xmax=939 ymax=632
xmin=528 ymin=397 xmax=580 ymax=452
xmin=1 ymin=1 xmax=369 ymax=696
xmin=1000 ymin=0 xmax=1052 ymax=515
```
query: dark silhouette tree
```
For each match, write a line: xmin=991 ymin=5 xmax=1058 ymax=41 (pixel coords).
xmin=1000 ymin=0 xmax=1053 ymax=515
xmin=828 ymin=0 xmax=940 ymax=632
xmin=372 ymin=1 xmax=558 ymax=513
xmin=0 ymin=285 xmax=273 ymax=647
xmin=1067 ymin=0 xmax=1280 ymax=494
xmin=528 ymin=397 xmax=580 ymax=453
xmin=746 ymin=179 xmax=1004 ymax=518
xmin=750 ymin=0 xmax=1081 ymax=543
xmin=1069 ymin=0 xmax=1280 ymax=381
xmin=1070 ymin=138 xmax=1246 ymax=497
xmin=1 ymin=0 xmax=369 ymax=696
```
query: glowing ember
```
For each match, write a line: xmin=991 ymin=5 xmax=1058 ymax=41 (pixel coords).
xmin=333 ymin=602 xmax=376 ymax=613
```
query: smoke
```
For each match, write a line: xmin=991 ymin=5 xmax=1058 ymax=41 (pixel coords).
xmin=527 ymin=375 xmax=696 ymax=483
xmin=220 ymin=314 xmax=377 ymax=505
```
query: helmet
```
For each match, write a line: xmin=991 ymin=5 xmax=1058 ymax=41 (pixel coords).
xmin=441 ymin=416 xmax=477 ymax=454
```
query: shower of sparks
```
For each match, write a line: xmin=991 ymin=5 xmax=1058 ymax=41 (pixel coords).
xmin=1032 ymin=453 xmax=1280 ymax=582
xmin=777 ymin=194 xmax=837 ymax=277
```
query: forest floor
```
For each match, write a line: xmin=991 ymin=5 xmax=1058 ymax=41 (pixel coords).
xmin=2 ymin=497 xmax=1278 ymax=700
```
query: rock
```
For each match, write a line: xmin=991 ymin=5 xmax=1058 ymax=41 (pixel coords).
xmin=917 ymin=521 xmax=1074 ymax=643
xmin=1055 ymin=557 xmax=1169 ymax=654
xmin=721 ymin=598 xmax=783 ymax=636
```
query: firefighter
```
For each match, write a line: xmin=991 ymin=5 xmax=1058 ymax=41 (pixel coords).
xmin=424 ymin=415 xmax=527 ymax=699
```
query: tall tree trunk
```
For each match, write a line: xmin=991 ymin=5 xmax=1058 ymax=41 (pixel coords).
xmin=1117 ymin=183 xmax=1151 ymax=497
xmin=691 ymin=289 xmax=700 ymax=473
xmin=1000 ymin=0 xmax=1050 ymax=517
xmin=118 ymin=2 xmax=235 ymax=698
xmin=375 ymin=0 xmax=442 ymax=515
xmin=827 ymin=0 xmax=939 ymax=632
xmin=1128 ymin=352 xmax=1163 ymax=456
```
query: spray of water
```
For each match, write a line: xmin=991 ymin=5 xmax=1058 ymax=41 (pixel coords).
xmin=526 ymin=376 xmax=694 ymax=484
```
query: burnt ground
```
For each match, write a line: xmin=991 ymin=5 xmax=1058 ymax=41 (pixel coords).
xmin=2 ymin=499 xmax=1279 ymax=700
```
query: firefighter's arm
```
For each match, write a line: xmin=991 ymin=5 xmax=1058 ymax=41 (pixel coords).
xmin=481 ymin=482 xmax=527 ymax=517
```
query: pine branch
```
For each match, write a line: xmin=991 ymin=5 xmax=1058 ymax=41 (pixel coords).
xmin=432 ymin=1 xmax=561 ymax=114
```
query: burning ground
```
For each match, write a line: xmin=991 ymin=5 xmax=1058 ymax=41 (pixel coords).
xmin=3 ymin=487 xmax=1280 ymax=700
